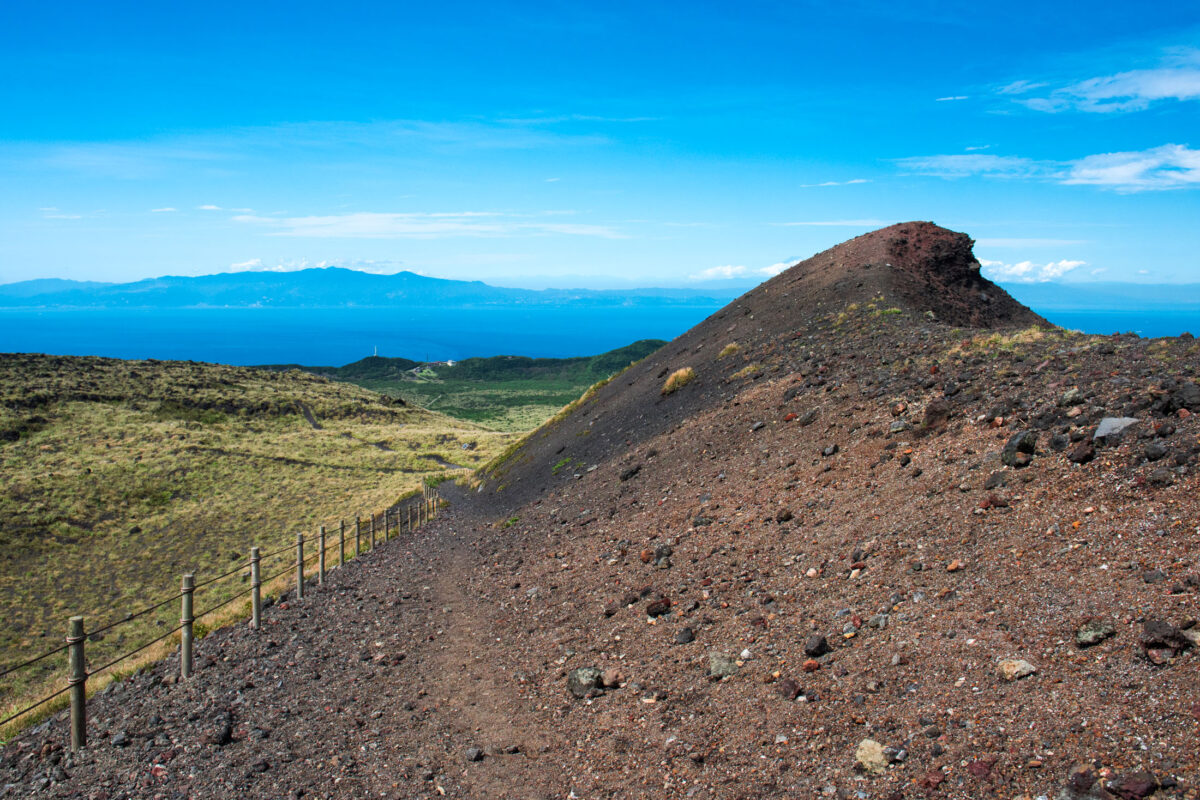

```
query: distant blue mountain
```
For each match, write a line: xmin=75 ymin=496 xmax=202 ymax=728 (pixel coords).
xmin=1003 ymin=281 xmax=1200 ymax=310
xmin=0 ymin=268 xmax=742 ymax=309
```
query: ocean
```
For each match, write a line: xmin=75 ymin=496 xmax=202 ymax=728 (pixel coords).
xmin=0 ymin=304 xmax=1194 ymax=366
xmin=0 ymin=305 xmax=725 ymax=365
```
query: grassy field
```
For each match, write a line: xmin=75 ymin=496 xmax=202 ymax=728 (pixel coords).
xmin=268 ymin=339 xmax=666 ymax=431
xmin=0 ymin=354 xmax=513 ymax=722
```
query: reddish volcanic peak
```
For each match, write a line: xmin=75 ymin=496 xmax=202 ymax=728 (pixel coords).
xmin=766 ymin=221 xmax=1048 ymax=329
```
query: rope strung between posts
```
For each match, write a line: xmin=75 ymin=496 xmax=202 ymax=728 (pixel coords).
xmin=85 ymin=622 xmax=186 ymax=679
xmin=88 ymin=590 xmax=186 ymax=639
xmin=0 ymin=643 xmax=69 ymax=680
xmin=192 ymin=562 xmax=249 ymax=591
xmin=0 ymin=494 xmax=441 ymax=742
xmin=0 ymin=684 xmax=72 ymax=728
xmin=194 ymin=585 xmax=255 ymax=619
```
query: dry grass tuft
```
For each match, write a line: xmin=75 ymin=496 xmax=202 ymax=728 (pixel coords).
xmin=718 ymin=343 xmax=740 ymax=358
xmin=661 ymin=367 xmax=696 ymax=395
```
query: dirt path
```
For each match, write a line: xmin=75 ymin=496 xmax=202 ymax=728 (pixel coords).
xmin=0 ymin=498 xmax=568 ymax=799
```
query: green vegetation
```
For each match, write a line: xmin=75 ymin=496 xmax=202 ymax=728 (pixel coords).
xmin=718 ymin=342 xmax=740 ymax=358
xmin=0 ymin=353 xmax=514 ymax=718
xmin=266 ymin=339 xmax=666 ymax=432
xmin=730 ymin=363 xmax=762 ymax=380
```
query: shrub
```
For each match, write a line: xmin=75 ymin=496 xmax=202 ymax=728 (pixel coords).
xmin=661 ymin=367 xmax=696 ymax=395
xmin=718 ymin=343 xmax=740 ymax=358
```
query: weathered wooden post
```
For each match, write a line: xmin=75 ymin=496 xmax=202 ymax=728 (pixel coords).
xmin=318 ymin=525 xmax=326 ymax=585
xmin=385 ymin=509 xmax=391 ymax=541
xmin=370 ymin=513 xmax=376 ymax=550
xmin=295 ymin=533 xmax=305 ymax=600
xmin=355 ymin=516 xmax=361 ymax=557
xmin=180 ymin=574 xmax=195 ymax=679
xmin=339 ymin=520 xmax=346 ymax=566
xmin=250 ymin=547 xmax=262 ymax=629
xmin=67 ymin=616 xmax=86 ymax=750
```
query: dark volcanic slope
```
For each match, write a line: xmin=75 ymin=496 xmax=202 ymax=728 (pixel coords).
xmin=481 ymin=222 xmax=1046 ymax=509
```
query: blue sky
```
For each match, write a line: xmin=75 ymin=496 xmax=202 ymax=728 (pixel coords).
xmin=1 ymin=1 xmax=1198 ymax=289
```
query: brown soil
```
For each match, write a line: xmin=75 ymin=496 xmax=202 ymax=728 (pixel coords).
xmin=3 ymin=223 xmax=1199 ymax=799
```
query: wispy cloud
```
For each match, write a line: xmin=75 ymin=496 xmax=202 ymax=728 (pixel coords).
xmin=896 ymin=154 xmax=1043 ymax=179
xmin=897 ymin=144 xmax=1200 ymax=191
xmin=5 ymin=117 xmax=613 ymax=179
xmin=1063 ymin=144 xmax=1200 ymax=189
xmin=997 ymin=79 xmax=1048 ymax=95
xmin=150 ymin=207 xmax=177 ymax=213
xmin=688 ymin=260 xmax=795 ymax=281
xmin=198 ymin=204 xmax=222 ymax=211
xmin=797 ymin=178 xmax=871 ymax=188
xmin=690 ymin=264 xmax=748 ymax=280
xmin=976 ymin=237 xmax=1089 ymax=247
xmin=773 ymin=219 xmax=889 ymax=227
xmin=230 ymin=258 xmax=263 ymax=269
xmin=935 ymin=95 xmax=969 ymax=102
xmin=1008 ymin=51 xmax=1200 ymax=112
xmin=234 ymin=211 xmax=627 ymax=239
xmin=979 ymin=258 xmax=1086 ymax=283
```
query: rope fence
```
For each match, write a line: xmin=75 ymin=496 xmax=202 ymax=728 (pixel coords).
xmin=0 ymin=484 xmax=443 ymax=749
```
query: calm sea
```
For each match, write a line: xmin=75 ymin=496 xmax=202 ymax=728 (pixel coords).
xmin=0 ymin=304 xmax=1194 ymax=365
xmin=0 ymin=305 xmax=724 ymax=365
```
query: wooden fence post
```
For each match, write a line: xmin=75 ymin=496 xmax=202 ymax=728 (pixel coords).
xmin=385 ymin=509 xmax=391 ymax=541
xmin=250 ymin=547 xmax=261 ymax=629
xmin=318 ymin=525 xmax=326 ymax=585
xmin=355 ymin=516 xmax=361 ymax=557
xmin=339 ymin=520 xmax=345 ymax=566
xmin=295 ymin=533 xmax=305 ymax=599
xmin=180 ymin=574 xmax=194 ymax=679
xmin=370 ymin=514 xmax=376 ymax=550
xmin=67 ymin=616 xmax=86 ymax=750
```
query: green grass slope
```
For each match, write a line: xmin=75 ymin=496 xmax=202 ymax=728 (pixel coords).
xmin=267 ymin=339 xmax=667 ymax=431
xmin=0 ymin=353 xmax=514 ymax=710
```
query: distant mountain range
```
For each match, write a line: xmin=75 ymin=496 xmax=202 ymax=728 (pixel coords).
xmin=1004 ymin=281 xmax=1200 ymax=310
xmin=0 ymin=268 xmax=743 ymax=309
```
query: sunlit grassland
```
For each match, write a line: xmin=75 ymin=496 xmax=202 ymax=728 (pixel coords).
xmin=0 ymin=354 xmax=514 ymax=715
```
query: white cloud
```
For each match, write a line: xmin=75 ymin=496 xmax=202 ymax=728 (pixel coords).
xmin=1063 ymin=144 xmax=1200 ymax=190
xmin=964 ymin=144 xmax=991 ymax=151
xmin=42 ymin=213 xmax=82 ymax=220
xmin=150 ymin=207 xmax=177 ymax=213
xmin=759 ymin=260 xmax=794 ymax=277
xmin=688 ymin=260 xmax=795 ymax=281
xmin=897 ymin=144 xmax=1200 ymax=191
xmin=895 ymin=154 xmax=1045 ymax=179
xmin=976 ymin=237 xmax=1088 ymax=247
xmin=935 ymin=95 xmax=969 ymax=102
xmin=689 ymin=265 xmax=747 ymax=280
xmin=1010 ymin=52 xmax=1200 ymax=112
xmin=997 ymin=79 xmax=1048 ymax=95
xmin=198 ymin=204 xmax=222 ymax=210
xmin=545 ymin=177 xmax=560 ymax=182
xmin=980 ymin=258 xmax=1086 ymax=283
xmin=230 ymin=258 xmax=263 ymax=269
xmin=234 ymin=211 xmax=626 ymax=239
xmin=774 ymin=219 xmax=889 ymax=227
xmin=798 ymin=178 xmax=871 ymax=188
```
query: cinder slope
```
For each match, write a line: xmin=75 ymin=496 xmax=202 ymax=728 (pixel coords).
xmin=481 ymin=221 xmax=1046 ymax=508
